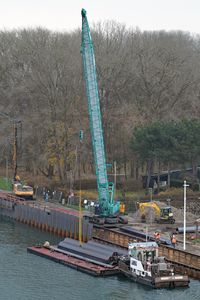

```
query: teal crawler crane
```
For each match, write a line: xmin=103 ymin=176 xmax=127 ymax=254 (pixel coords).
xmin=81 ymin=9 xmax=126 ymax=224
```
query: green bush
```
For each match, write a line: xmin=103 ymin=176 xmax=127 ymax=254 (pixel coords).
xmin=0 ymin=177 xmax=12 ymax=191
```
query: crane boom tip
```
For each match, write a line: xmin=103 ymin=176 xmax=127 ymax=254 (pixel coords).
xmin=81 ymin=8 xmax=87 ymax=18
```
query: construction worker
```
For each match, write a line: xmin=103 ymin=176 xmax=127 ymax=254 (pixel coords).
xmin=154 ymin=231 xmax=161 ymax=244
xmin=45 ymin=191 xmax=49 ymax=202
xmin=120 ymin=202 xmax=125 ymax=214
xmin=171 ymin=233 xmax=177 ymax=248
xmin=146 ymin=257 xmax=152 ymax=272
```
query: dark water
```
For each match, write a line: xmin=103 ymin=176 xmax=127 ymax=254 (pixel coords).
xmin=0 ymin=217 xmax=199 ymax=300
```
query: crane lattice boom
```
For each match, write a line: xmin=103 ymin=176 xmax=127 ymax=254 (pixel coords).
xmin=81 ymin=9 xmax=120 ymax=216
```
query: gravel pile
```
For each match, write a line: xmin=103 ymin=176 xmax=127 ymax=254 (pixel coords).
xmin=187 ymin=201 xmax=200 ymax=216
xmin=129 ymin=200 xmax=199 ymax=223
xmin=156 ymin=201 xmax=197 ymax=223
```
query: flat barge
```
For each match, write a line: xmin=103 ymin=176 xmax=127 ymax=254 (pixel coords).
xmin=27 ymin=245 xmax=119 ymax=277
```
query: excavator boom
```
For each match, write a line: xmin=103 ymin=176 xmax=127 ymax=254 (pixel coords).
xmin=138 ymin=202 xmax=175 ymax=224
xmin=139 ymin=202 xmax=161 ymax=217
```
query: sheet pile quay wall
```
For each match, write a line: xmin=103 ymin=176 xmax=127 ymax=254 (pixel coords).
xmin=93 ymin=227 xmax=200 ymax=280
xmin=0 ymin=192 xmax=92 ymax=241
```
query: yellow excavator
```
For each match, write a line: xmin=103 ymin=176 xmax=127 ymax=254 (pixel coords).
xmin=13 ymin=182 xmax=34 ymax=200
xmin=138 ymin=202 xmax=175 ymax=224
xmin=13 ymin=175 xmax=34 ymax=200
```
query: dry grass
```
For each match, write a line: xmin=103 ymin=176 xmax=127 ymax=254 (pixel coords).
xmin=158 ymin=187 xmax=195 ymax=197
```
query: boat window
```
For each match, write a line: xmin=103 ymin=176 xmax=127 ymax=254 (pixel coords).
xmin=137 ymin=252 xmax=142 ymax=261
xmin=130 ymin=249 xmax=137 ymax=257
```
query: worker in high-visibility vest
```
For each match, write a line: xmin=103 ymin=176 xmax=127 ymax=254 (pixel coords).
xmin=171 ymin=234 xmax=177 ymax=248
xmin=154 ymin=231 xmax=161 ymax=244
xmin=120 ymin=202 xmax=125 ymax=214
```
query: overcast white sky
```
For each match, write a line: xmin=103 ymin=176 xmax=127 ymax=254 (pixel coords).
xmin=0 ymin=0 xmax=199 ymax=33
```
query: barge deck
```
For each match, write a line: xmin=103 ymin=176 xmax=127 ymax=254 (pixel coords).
xmin=27 ymin=246 xmax=119 ymax=277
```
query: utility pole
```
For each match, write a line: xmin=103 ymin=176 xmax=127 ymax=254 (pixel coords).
xmin=149 ymin=188 xmax=153 ymax=225
xmin=183 ymin=180 xmax=189 ymax=250
xmin=79 ymin=130 xmax=83 ymax=246
xmin=108 ymin=162 xmax=125 ymax=200
xmin=114 ymin=161 xmax=117 ymax=194
xmin=5 ymin=157 xmax=8 ymax=183
xmin=6 ymin=157 xmax=8 ymax=179
xmin=0 ymin=112 xmax=21 ymax=181
xmin=13 ymin=121 xmax=17 ymax=180
xmin=145 ymin=226 xmax=148 ymax=245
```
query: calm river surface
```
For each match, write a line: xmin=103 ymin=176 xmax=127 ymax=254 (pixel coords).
xmin=0 ymin=216 xmax=199 ymax=300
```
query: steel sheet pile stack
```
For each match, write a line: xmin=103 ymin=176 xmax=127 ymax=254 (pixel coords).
xmin=120 ymin=226 xmax=172 ymax=245
xmin=58 ymin=238 xmax=127 ymax=264
xmin=176 ymin=226 xmax=200 ymax=233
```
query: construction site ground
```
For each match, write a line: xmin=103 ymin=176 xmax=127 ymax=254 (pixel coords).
xmin=35 ymin=195 xmax=200 ymax=256
xmin=127 ymin=200 xmax=200 ymax=255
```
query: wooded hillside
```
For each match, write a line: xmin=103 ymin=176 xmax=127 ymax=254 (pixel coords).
xmin=0 ymin=24 xmax=199 ymax=188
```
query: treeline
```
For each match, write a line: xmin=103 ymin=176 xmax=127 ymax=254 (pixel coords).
xmin=131 ymin=120 xmax=200 ymax=189
xmin=0 ymin=24 xmax=200 ymax=188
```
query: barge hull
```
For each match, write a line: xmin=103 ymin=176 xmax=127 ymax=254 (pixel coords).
xmin=120 ymin=268 xmax=189 ymax=288
xmin=154 ymin=276 xmax=190 ymax=288
xmin=118 ymin=260 xmax=190 ymax=289
xmin=27 ymin=247 xmax=119 ymax=277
